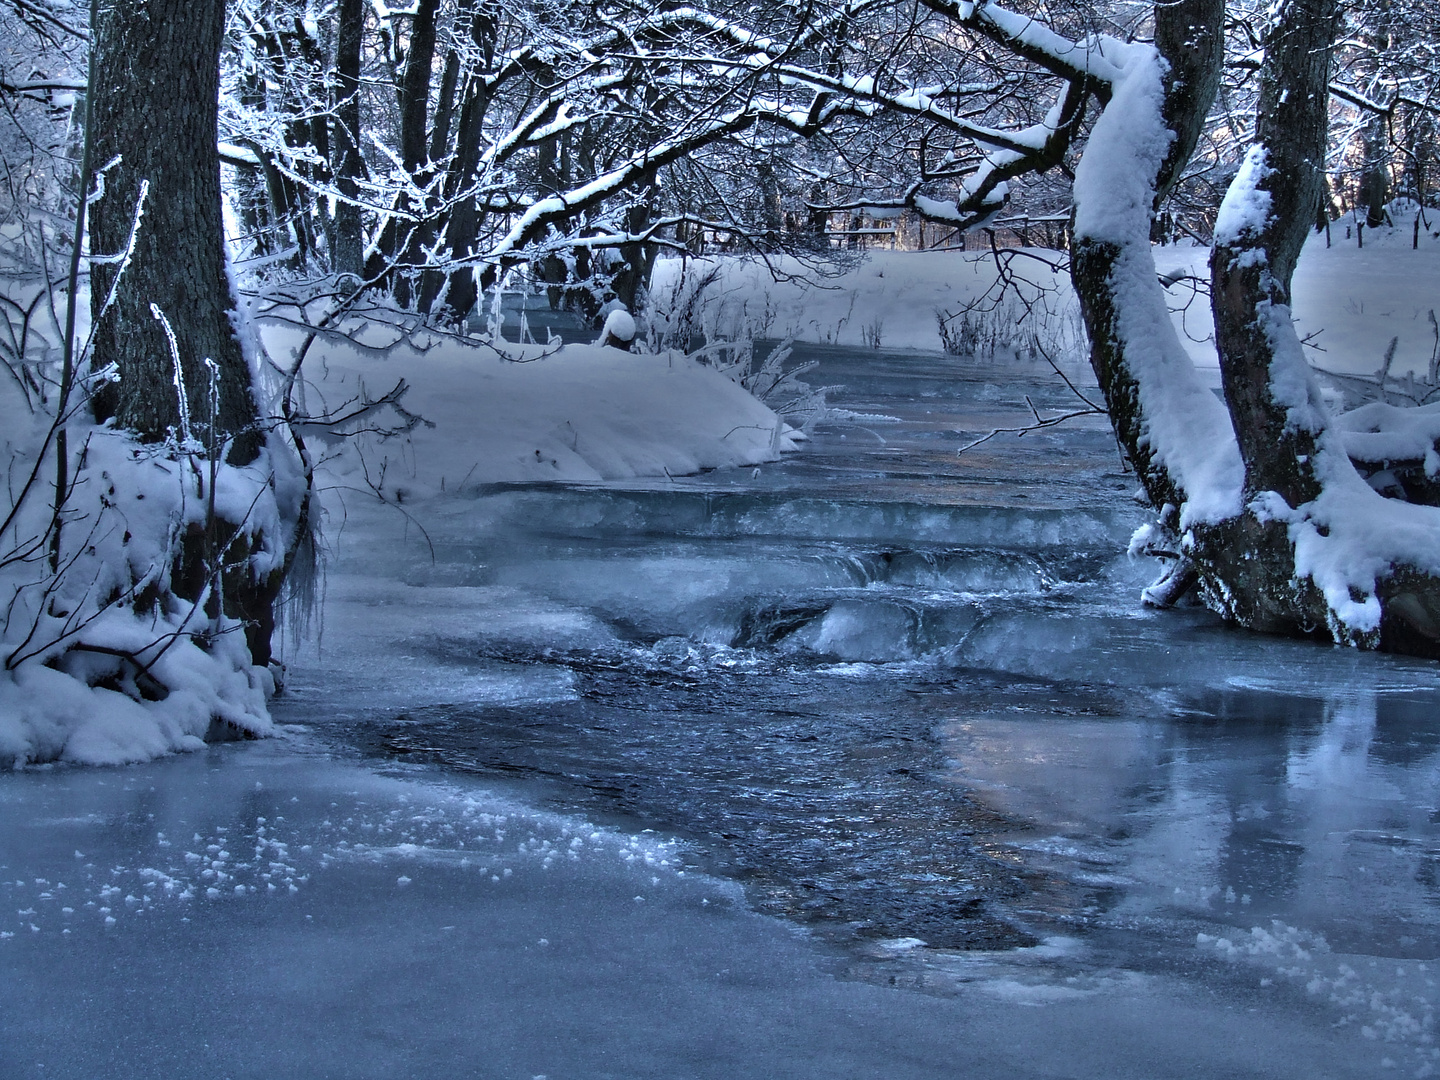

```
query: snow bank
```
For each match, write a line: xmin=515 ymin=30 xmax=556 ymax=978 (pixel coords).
xmin=1294 ymin=210 xmax=1440 ymax=381
xmin=0 ymin=639 xmax=271 ymax=767
xmin=1333 ymin=400 xmax=1440 ymax=464
xmin=301 ymin=336 xmax=799 ymax=499
xmin=1288 ymin=458 xmax=1440 ymax=635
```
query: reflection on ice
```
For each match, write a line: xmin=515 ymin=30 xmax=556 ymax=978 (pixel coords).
xmin=943 ymin=679 xmax=1440 ymax=1074
xmin=946 ymin=684 xmax=1439 ymax=947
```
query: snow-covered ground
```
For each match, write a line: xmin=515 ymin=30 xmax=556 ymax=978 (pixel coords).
xmin=655 ymin=203 xmax=1440 ymax=381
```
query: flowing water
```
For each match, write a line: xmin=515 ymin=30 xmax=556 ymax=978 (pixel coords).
xmin=288 ymin=341 xmax=1440 ymax=1070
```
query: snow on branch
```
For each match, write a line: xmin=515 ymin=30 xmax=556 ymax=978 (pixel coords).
xmin=918 ymin=0 xmax=1120 ymax=94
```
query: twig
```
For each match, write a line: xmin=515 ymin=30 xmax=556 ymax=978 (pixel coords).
xmin=956 ymin=336 xmax=1106 ymax=455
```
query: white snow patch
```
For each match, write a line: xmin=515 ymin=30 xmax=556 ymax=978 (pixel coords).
xmin=1214 ymin=146 xmax=1274 ymax=245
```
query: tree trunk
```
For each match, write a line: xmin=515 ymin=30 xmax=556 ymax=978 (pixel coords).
xmin=1211 ymin=0 xmax=1339 ymax=509
xmin=610 ymin=172 xmax=657 ymax=312
xmin=1151 ymin=0 xmax=1223 ymax=211
xmin=1361 ymin=117 xmax=1391 ymax=229
xmin=390 ymin=0 xmax=440 ymax=308
xmin=332 ymin=0 xmax=365 ymax=277
xmin=88 ymin=0 xmax=284 ymax=666
xmin=89 ymin=0 xmax=257 ymax=457
xmin=1068 ymin=0 xmax=1440 ymax=657
xmin=1200 ymin=0 xmax=1352 ymax=637
xmin=1204 ymin=0 xmax=1440 ymax=653
xmin=424 ymin=0 xmax=499 ymax=318
xmin=397 ymin=0 xmax=439 ymax=176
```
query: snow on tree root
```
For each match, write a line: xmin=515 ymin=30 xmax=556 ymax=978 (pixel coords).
xmin=1 ymin=431 xmax=281 ymax=768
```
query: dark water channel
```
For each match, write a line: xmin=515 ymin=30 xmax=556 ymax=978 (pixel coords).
xmin=315 ymin=341 xmax=1440 ymax=1063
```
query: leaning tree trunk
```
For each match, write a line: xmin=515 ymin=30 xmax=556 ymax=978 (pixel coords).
xmin=1203 ymin=0 xmax=1341 ymax=634
xmin=87 ymin=0 xmax=285 ymax=667
xmin=1070 ymin=0 xmax=1244 ymax=591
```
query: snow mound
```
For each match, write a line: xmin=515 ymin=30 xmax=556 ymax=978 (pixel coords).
xmin=0 ymin=642 xmax=271 ymax=768
xmin=0 ymin=427 xmax=282 ymax=769
xmin=598 ymin=308 xmax=637 ymax=345
xmin=305 ymin=337 xmax=800 ymax=497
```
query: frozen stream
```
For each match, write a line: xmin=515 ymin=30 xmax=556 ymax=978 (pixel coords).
xmin=4 ymin=343 xmax=1439 ymax=1078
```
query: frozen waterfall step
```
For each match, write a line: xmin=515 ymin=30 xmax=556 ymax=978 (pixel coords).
xmin=404 ymin=543 xmax=1127 ymax=597
xmin=722 ymin=597 xmax=984 ymax=662
xmin=438 ymin=485 xmax=1144 ymax=549
xmin=432 ymin=591 xmax=1440 ymax=691
xmin=448 ymin=592 xmax=1101 ymax=668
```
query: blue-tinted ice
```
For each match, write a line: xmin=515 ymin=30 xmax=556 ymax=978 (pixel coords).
xmin=3 ymin=343 xmax=1436 ymax=1078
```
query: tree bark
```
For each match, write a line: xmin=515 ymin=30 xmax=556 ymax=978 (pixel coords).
xmin=332 ymin=0 xmax=365 ymax=277
xmin=89 ymin=0 xmax=258 ymax=458
xmin=1152 ymin=0 xmax=1224 ymax=210
xmin=1199 ymin=0 xmax=1345 ymax=636
xmin=397 ymin=0 xmax=439 ymax=176
xmin=422 ymin=0 xmax=498 ymax=317
xmin=88 ymin=0 xmax=285 ymax=666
